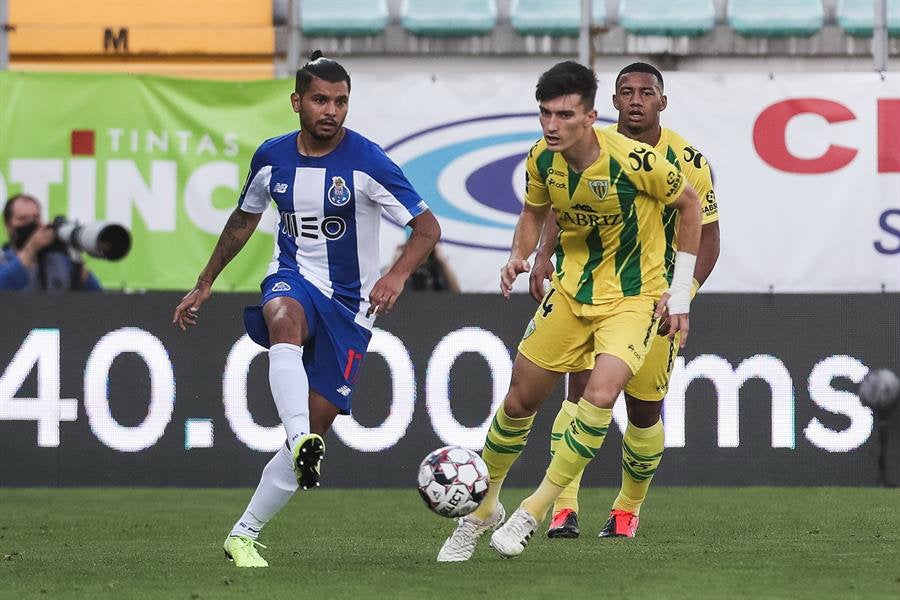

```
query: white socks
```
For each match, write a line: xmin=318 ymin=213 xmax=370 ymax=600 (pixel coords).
xmin=229 ymin=343 xmax=310 ymax=540
xmin=230 ymin=445 xmax=298 ymax=539
xmin=268 ymin=343 xmax=310 ymax=452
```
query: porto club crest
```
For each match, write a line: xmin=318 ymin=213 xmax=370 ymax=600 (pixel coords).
xmin=328 ymin=175 xmax=352 ymax=206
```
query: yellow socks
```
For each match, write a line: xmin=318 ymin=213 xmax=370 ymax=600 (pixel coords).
xmin=549 ymin=401 xmax=582 ymax=514
xmin=520 ymin=475 xmax=564 ymax=521
xmin=471 ymin=406 xmax=535 ymax=520
xmin=523 ymin=399 xmax=612 ymax=521
xmin=612 ymin=419 xmax=664 ymax=515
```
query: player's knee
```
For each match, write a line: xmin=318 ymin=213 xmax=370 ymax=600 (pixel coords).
xmin=269 ymin=326 xmax=302 ymax=345
xmin=582 ymin=380 xmax=621 ymax=408
xmin=624 ymin=394 xmax=662 ymax=428
xmin=503 ymin=389 xmax=538 ymax=419
xmin=581 ymin=392 xmax=617 ymax=409
xmin=264 ymin=299 xmax=308 ymax=345
xmin=267 ymin=312 xmax=306 ymax=345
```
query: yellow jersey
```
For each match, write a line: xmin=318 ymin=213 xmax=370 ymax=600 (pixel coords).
xmin=602 ymin=125 xmax=719 ymax=285
xmin=524 ymin=127 xmax=687 ymax=304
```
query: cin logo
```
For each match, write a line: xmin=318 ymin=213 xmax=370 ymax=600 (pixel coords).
xmin=753 ymin=98 xmax=900 ymax=174
xmin=385 ymin=113 xmax=614 ymax=250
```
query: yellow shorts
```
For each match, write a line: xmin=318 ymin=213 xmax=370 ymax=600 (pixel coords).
xmin=622 ymin=278 xmax=698 ymax=401
xmin=624 ymin=331 xmax=680 ymax=401
xmin=518 ymin=281 xmax=658 ymax=376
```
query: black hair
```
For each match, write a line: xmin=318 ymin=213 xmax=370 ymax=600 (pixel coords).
xmin=535 ymin=61 xmax=598 ymax=109
xmin=3 ymin=193 xmax=39 ymax=225
xmin=295 ymin=50 xmax=351 ymax=95
xmin=615 ymin=62 xmax=664 ymax=92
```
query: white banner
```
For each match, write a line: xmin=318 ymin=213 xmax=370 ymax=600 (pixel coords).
xmin=343 ymin=70 xmax=900 ymax=293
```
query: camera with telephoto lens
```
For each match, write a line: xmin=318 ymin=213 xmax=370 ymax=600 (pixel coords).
xmin=51 ymin=217 xmax=131 ymax=260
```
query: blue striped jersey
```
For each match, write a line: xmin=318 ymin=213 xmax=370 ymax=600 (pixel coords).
xmin=238 ymin=129 xmax=428 ymax=327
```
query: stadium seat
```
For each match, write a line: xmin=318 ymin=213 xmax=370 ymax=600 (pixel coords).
xmin=618 ymin=0 xmax=715 ymax=36
xmin=302 ymin=0 xmax=389 ymax=37
xmin=836 ymin=0 xmax=900 ymax=37
xmin=510 ymin=0 xmax=607 ymax=36
xmin=401 ymin=0 xmax=497 ymax=36
xmin=728 ymin=0 xmax=824 ymax=37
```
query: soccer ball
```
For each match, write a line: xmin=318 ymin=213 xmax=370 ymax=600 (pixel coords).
xmin=417 ymin=445 xmax=490 ymax=518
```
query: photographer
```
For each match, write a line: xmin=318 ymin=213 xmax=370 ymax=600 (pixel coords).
xmin=1 ymin=194 xmax=101 ymax=291
xmin=392 ymin=242 xmax=461 ymax=293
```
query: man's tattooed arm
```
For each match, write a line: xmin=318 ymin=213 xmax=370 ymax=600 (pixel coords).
xmin=197 ymin=208 xmax=262 ymax=286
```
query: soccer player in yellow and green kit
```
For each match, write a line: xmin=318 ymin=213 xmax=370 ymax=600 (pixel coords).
xmin=436 ymin=60 xmax=702 ymax=561
xmin=529 ymin=62 xmax=721 ymax=540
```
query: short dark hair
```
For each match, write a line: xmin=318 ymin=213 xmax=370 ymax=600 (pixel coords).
xmin=535 ymin=61 xmax=598 ymax=109
xmin=615 ymin=62 xmax=664 ymax=92
xmin=295 ymin=50 xmax=351 ymax=95
xmin=3 ymin=194 xmax=39 ymax=225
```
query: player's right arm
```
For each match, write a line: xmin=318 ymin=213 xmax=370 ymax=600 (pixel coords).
xmin=502 ymin=142 xmax=551 ymax=299
xmin=173 ymin=147 xmax=270 ymax=330
xmin=529 ymin=211 xmax=559 ymax=302
xmin=172 ymin=208 xmax=262 ymax=330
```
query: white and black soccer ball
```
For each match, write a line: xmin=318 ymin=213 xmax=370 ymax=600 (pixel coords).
xmin=859 ymin=368 xmax=900 ymax=412
xmin=417 ymin=445 xmax=490 ymax=518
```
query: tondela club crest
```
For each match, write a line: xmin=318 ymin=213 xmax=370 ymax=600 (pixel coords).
xmin=328 ymin=176 xmax=352 ymax=206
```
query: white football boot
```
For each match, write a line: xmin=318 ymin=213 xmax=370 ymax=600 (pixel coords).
xmin=436 ymin=503 xmax=506 ymax=562
xmin=489 ymin=508 xmax=538 ymax=558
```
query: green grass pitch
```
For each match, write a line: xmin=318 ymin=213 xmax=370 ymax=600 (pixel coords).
xmin=1 ymin=487 xmax=899 ymax=599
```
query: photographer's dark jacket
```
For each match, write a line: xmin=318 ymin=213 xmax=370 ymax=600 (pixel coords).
xmin=0 ymin=245 xmax=101 ymax=291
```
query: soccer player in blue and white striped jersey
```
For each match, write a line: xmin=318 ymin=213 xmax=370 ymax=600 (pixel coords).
xmin=173 ymin=51 xmax=441 ymax=567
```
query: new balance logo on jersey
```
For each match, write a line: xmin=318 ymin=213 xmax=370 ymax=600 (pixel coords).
xmin=280 ymin=211 xmax=348 ymax=241
xmin=336 ymin=385 xmax=351 ymax=397
xmin=273 ymin=182 xmax=288 ymax=194
xmin=271 ymin=282 xmax=291 ymax=292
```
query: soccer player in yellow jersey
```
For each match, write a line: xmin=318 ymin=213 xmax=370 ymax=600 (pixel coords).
xmin=530 ymin=62 xmax=721 ymax=540
xmin=437 ymin=60 xmax=702 ymax=561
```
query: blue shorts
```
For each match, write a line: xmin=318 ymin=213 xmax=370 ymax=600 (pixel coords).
xmin=243 ymin=271 xmax=371 ymax=414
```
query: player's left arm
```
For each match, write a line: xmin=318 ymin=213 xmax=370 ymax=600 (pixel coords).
xmin=368 ymin=210 xmax=440 ymax=316
xmin=365 ymin=147 xmax=442 ymax=316
xmin=634 ymin=148 xmax=701 ymax=346
xmin=695 ymin=221 xmax=720 ymax=288
xmin=659 ymin=184 xmax=701 ymax=347
xmin=683 ymin=147 xmax=720 ymax=289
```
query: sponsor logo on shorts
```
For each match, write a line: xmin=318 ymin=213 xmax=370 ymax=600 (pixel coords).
xmin=273 ymin=182 xmax=288 ymax=194
xmin=271 ymin=282 xmax=291 ymax=292
xmin=522 ymin=319 xmax=536 ymax=340
xmin=336 ymin=385 xmax=352 ymax=397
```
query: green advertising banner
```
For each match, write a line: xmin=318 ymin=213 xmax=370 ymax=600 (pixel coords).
xmin=0 ymin=71 xmax=299 ymax=291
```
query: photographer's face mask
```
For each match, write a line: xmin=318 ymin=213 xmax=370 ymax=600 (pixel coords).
xmin=10 ymin=221 xmax=38 ymax=250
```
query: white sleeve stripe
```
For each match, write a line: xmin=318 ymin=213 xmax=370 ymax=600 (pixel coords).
xmin=239 ymin=165 xmax=272 ymax=214
xmin=356 ymin=170 xmax=421 ymax=226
